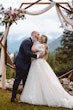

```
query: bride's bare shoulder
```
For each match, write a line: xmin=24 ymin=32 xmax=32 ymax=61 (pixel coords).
xmin=36 ymin=44 xmax=44 ymax=48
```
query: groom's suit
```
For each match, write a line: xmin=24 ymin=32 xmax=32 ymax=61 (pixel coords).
xmin=12 ymin=37 xmax=37 ymax=99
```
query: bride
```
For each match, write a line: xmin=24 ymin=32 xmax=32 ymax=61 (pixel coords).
xmin=20 ymin=35 xmax=73 ymax=108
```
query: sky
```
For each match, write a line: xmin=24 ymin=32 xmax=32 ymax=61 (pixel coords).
xmin=0 ymin=0 xmax=68 ymax=43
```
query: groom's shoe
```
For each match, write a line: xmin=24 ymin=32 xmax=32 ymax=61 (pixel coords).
xmin=11 ymin=98 xmax=18 ymax=103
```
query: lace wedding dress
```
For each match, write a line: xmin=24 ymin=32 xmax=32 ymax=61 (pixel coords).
xmin=20 ymin=44 xmax=73 ymax=108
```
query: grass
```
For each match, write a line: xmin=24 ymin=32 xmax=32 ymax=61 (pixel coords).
xmin=0 ymin=89 xmax=72 ymax=110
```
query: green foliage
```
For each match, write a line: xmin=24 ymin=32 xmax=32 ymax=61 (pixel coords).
xmin=52 ymin=5 xmax=73 ymax=78
xmin=55 ymin=30 xmax=73 ymax=76
xmin=6 ymin=66 xmax=15 ymax=79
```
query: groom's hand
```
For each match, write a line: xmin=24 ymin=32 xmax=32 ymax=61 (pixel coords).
xmin=13 ymin=64 xmax=16 ymax=69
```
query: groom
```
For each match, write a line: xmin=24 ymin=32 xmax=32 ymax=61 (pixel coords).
xmin=11 ymin=31 xmax=43 ymax=102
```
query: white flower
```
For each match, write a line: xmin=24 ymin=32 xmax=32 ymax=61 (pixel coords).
xmin=11 ymin=10 xmax=15 ymax=14
xmin=19 ymin=13 xmax=23 ymax=17
xmin=42 ymin=36 xmax=46 ymax=43
xmin=16 ymin=17 xmax=20 ymax=20
xmin=14 ymin=10 xmax=19 ymax=15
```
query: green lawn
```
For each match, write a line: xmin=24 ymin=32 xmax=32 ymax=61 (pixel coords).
xmin=0 ymin=89 xmax=72 ymax=110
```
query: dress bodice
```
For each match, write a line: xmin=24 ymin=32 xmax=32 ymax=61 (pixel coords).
xmin=35 ymin=44 xmax=48 ymax=60
xmin=35 ymin=44 xmax=45 ymax=56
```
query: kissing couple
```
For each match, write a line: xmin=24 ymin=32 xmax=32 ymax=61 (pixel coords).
xmin=11 ymin=31 xmax=73 ymax=109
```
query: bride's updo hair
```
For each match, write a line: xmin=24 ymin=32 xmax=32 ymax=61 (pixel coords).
xmin=41 ymin=35 xmax=48 ymax=43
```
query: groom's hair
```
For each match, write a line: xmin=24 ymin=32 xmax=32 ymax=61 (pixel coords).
xmin=31 ymin=31 xmax=37 ymax=37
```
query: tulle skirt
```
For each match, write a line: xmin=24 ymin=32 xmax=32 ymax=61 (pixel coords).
xmin=20 ymin=59 xmax=73 ymax=108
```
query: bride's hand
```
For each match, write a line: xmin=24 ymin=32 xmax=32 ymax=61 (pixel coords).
xmin=39 ymin=53 xmax=45 ymax=58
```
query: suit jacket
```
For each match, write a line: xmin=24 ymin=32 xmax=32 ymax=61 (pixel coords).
xmin=14 ymin=37 xmax=37 ymax=70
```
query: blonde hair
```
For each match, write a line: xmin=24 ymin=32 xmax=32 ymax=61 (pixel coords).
xmin=41 ymin=35 xmax=48 ymax=43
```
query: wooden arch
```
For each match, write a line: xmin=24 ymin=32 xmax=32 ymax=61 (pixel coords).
xmin=0 ymin=0 xmax=73 ymax=89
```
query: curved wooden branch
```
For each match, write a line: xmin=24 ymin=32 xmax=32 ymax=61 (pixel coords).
xmin=58 ymin=69 xmax=73 ymax=79
xmin=7 ymin=52 xmax=14 ymax=66
xmin=19 ymin=0 xmax=42 ymax=9
xmin=0 ymin=40 xmax=15 ymax=66
xmin=56 ymin=3 xmax=73 ymax=14
xmin=67 ymin=3 xmax=73 ymax=12
xmin=19 ymin=2 xmax=68 ymax=8
xmin=7 ymin=63 xmax=16 ymax=70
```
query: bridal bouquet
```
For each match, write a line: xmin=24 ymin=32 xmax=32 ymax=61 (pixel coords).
xmin=2 ymin=7 xmax=25 ymax=25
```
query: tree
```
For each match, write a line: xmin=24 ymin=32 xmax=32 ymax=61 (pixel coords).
xmin=55 ymin=1 xmax=73 ymax=75
xmin=56 ymin=30 xmax=73 ymax=61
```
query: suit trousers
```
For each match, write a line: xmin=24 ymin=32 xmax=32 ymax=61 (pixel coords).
xmin=12 ymin=67 xmax=29 ymax=99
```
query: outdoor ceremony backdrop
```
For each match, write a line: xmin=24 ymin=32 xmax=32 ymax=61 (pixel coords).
xmin=0 ymin=0 xmax=73 ymax=80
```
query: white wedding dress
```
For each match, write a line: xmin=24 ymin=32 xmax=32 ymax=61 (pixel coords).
xmin=20 ymin=44 xmax=73 ymax=108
